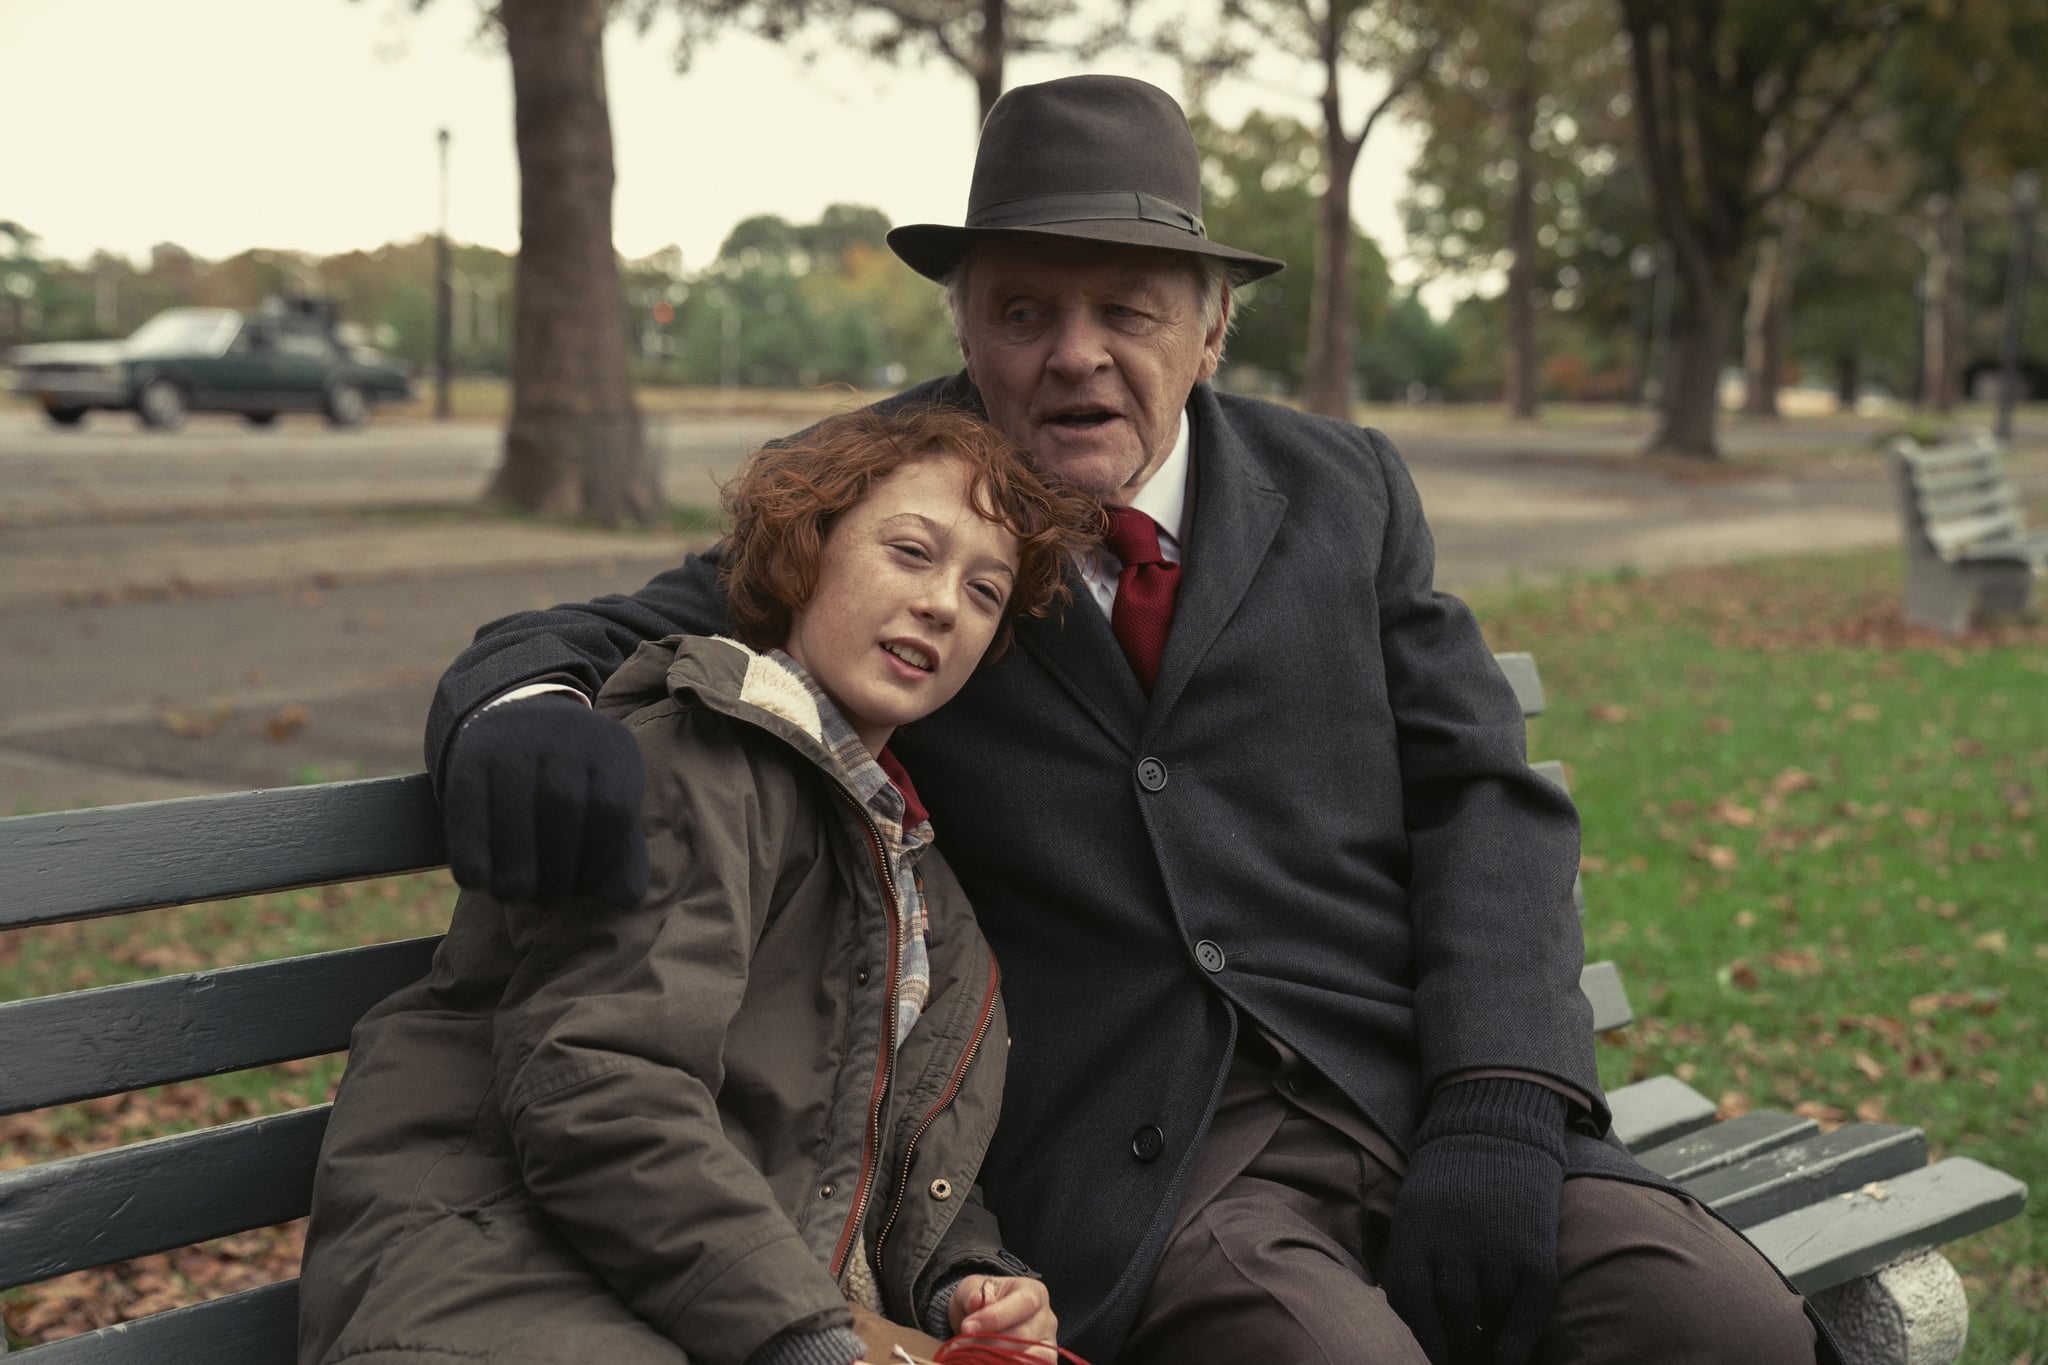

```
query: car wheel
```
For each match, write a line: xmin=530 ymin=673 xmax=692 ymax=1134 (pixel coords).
xmin=44 ymin=406 xmax=87 ymax=427
xmin=137 ymin=377 xmax=187 ymax=431
xmin=245 ymin=411 xmax=279 ymax=426
xmin=325 ymin=383 xmax=369 ymax=429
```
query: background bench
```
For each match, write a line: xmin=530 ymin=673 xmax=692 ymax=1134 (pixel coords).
xmin=0 ymin=654 xmax=2028 ymax=1363
xmin=1889 ymin=433 xmax=2048 ymax=634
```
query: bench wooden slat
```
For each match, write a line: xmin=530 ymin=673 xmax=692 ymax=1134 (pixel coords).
xmin=1955 ymin=531 xmax=2048 ymax=566
xmin=4 ymin=1279 xmax=297 ymax=1364
xmin=1494 ymin=651 xmax=1545 ymax=717
xmin=1579 ymin=960 xmax=1632 ymax=1033
xmin=1899 ymin=436 xmax=2002 ymax=471
xmin=0 ymin=775 xmax=445 ymax=932
xmin=1927 ymin=509 xmax=2029 ymax=556
xmin=1685 ymin=1122 xmax=1929 ymax=1230
xmin=1631 ymin=1109 xmax=1818 ymax=1182
xmin=1746 ymin=1156 xmax=2030 ymax=1296
xmin=0 ymin=1108 xmax=328 ymax=1289
xmin=1916 ymin=482 xmax=2019 ymax=523
xmin=1910 ymin=462 xmax=2007 ymax=497
xmin=0 ymin=938 xmax=440 ymax=1115
xmin=1607 ymin=1074 xmax=1718 ymax=1151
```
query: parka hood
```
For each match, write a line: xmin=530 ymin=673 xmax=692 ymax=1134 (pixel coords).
xmin=599 ymin=634 xmax=857 ymax=790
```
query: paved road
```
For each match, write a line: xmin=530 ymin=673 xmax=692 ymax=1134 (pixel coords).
xmin=2 ymin=405 xmax=2040 ymax=814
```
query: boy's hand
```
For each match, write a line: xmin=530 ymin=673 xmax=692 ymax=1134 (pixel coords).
xmin=950 ymin=1275 xmax=1057 ymax=1358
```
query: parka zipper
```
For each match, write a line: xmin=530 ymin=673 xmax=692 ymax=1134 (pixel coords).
xmin=869 ymin=946 xmax=1002 ymax=1282
xmin=827 ymin=788 xmax=903 ymax=1280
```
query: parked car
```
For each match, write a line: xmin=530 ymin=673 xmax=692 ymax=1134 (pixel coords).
xmin=6 ymin=301 xmax=414 ymax=430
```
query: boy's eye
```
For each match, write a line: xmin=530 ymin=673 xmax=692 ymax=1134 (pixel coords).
xmin=891 ymin=541 xmax=931 ymax=562
xmin=972 ymin=581 xmax=1005 ymax=607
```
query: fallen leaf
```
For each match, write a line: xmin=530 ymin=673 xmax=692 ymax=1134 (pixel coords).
xmin=1589 ymin=703 xmax=1630 ymax=723
xmin=1852 ymin=1052 xmax=1886 ymax=1082
xmin=1976 ymin=930 xmax=2009 ymax=954
xmin=1771 ymin=767 xmax=1819 ymax=795
xmin=264 ymin=704 xmax=311 ymax=742
xmin=1709 ymin=800 xmax=1758 ymax=828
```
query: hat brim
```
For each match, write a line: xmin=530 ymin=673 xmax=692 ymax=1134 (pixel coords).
xmin=887 ymin=219 xmax=1284 ymax=286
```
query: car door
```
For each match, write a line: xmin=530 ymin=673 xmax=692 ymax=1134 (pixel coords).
xmin=201 ymin=322 xmax=284 ymax=409
xmin=271 ymin=329 xmax=342 ymax=408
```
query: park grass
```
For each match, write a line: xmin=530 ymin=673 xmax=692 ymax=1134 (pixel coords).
xmin=1472 ymin=549 xmax=2047 ymax=1363
xmin=3 ymin=545 xmax=2045 ymax=1355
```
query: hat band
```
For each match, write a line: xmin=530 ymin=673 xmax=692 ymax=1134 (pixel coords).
xmin=965 ymin=191 xmax=1206 ymax=239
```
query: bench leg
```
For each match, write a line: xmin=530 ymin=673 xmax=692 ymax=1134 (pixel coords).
xmin=1901 ymin=557 xmax=1983 ymax=635
xmin=1972 ymin=563 xmax=2036 ymax=622
xmin=1808 ymin=1249 xmax=1968 ymax=1365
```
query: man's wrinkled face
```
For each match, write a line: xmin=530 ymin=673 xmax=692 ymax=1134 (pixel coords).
xmin=957 ymin=239 xmax=1227 ymax=506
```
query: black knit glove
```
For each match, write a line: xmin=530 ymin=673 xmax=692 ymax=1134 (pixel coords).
xmin=442 ymin=694 xmax=648 ymax=908
xmin=1382 ymin=1077 xmax=1568 ymax=1365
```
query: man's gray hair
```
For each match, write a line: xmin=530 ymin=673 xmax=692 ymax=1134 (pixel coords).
xmin=941 ymin=252 xmax=1237 ymax=361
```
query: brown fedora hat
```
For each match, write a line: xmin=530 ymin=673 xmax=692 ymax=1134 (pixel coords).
xmin=887 ymin=75 xmax=1285 ymax=285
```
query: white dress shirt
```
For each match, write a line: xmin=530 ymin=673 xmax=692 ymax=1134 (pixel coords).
xmin=1080 ymin=411 xmax=1192 ymax=618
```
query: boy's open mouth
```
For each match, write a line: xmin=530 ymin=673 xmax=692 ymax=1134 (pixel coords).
xmin=882 ymin=641 xmax=934 ymax=672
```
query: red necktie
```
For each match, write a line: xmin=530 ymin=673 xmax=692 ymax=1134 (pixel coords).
xmin=1107 ymin=506 xmax=1181 ymax=693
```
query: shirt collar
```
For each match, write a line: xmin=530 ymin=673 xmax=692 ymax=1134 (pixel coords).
xmin=1122 ymin=407 xmax=1193 ymax=547
xmin=763 ymin=647 xmax=932 ymax=846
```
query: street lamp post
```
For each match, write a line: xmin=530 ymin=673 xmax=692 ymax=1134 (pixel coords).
xmin=1996 ymin=169 xmax=2038 ymax=443
xmin=434 ymin=128 xmax=452 ymax=421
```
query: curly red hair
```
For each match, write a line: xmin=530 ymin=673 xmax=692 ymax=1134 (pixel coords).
xmin=720 ymin=405 xmax=1105 ymax=661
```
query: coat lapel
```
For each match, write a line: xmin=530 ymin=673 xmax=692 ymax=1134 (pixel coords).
xmin=1014 ymin=568 xmax=1147 ymax=746
xmin=1148 ymin=388 xmax=1288 ymax=731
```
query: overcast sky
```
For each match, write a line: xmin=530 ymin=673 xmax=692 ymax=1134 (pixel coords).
xmin=3 ymin=0 xmax=1425 ymax=287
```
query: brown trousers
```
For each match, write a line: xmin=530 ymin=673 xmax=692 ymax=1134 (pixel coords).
xmin=1119 ymin=1046 xmax=1818 ymax=1365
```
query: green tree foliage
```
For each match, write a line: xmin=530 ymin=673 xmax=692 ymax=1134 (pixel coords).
xmin=1192 ymin=110 xmax=1392 ymax=394
xmin=1402 ymin=0 xmax=1637 ymax=412
xmin=671 ymin=204 xmax=957 ymax=389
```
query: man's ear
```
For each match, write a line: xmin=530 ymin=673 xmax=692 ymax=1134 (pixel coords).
xmin=1196 ymin=284 xmax=1232 ymax=383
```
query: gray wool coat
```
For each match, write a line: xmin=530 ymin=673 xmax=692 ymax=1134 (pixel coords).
xmin=426 ymin=378 xmax=1667 ymax=1362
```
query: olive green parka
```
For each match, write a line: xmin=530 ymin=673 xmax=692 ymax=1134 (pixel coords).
xmin=300 ymin=636 xmax=1013 ymax=1365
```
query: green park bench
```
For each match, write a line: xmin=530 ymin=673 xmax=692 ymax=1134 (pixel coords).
xmin=1890 ymin=433 xmax=2048 ymax=634
xmin=0 ymin=653 xmax=2028 ymax=1364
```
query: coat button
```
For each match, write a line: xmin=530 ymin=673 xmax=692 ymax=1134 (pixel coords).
xmin=820 ymin=1184 xmax=836 ymax=1199
xmin=855 ymin=968 xmax=870 ymax=986
xmin=1195 ymin=940 xmax=1226 ymax=973
xmin=1131 ymin=1125 xmax=1165 ymax=1162
xmin=929 ymin=1178 xmax=953 ymax=1201
xmin=1136 ymin=757 xmax=1168 ymax=791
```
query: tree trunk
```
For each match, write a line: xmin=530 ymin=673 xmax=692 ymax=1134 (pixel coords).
xmin=1919 ymin=194 xmax=1964 ymax=413
xmin=1302 ymin=34 xmax=1362 ymax=420
xmin=491 ymin=0 xmax=657 ymax=527
xmin=1835 ymin=350 xmax=1860 ymax=412
xmin=1741 ymin=232 xmax=1790 ymax=417
xmin=972 ymin=0 xmax=1005 ymax=128
xmin=1649 ymin=267 xmax=1734 ymax=458
xmin=1502 ymin=0 xmax=1540 ymax=421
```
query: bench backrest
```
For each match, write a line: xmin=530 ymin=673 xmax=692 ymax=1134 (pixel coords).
xmin=0 ymin=653 xmax=1591 ymax=1362
xmin=1891 ymin=433 xmax=2028 ymax=559
xmin=0 ymin=777 xmax=446 ymax=1362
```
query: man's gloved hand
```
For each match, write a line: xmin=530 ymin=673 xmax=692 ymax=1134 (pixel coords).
xmin=1381 ymin=1077 xmax=1568 ymax=1365
xmin=442 ymin=695 xmax=648 ymax=908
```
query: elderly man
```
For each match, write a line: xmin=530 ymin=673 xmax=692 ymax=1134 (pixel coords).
xmin=425 ymin=76 xmax=1829 ymax=1365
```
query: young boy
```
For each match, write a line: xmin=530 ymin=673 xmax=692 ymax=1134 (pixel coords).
xmin=299 ymin=407 xmax=1103 ymax=1365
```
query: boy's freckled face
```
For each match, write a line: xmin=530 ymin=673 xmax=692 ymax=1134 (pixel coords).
xmin=784 ymin=456 xmax=1021 ymax=755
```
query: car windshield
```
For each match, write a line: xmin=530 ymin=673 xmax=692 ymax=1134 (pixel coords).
xmin=125 ymin=309 xmax=242 ymax=359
